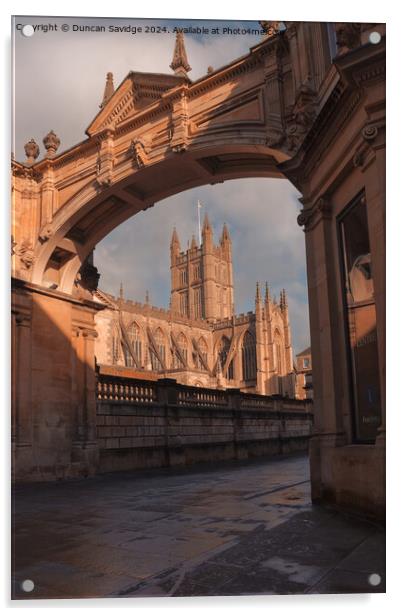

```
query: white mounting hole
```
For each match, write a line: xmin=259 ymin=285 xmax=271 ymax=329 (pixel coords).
xmin=21 ymin=24 xmax=35 ymax=37
xmin=369 ymin=32 xmax=381 ymax=45
xmin=368 ymin=573 xmax=381 ymax=586
xmin=21 ymin=579 xmax=35 ymax=592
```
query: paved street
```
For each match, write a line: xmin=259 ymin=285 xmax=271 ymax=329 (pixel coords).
xmin=12 ymin=453 xmax=385 ymax=599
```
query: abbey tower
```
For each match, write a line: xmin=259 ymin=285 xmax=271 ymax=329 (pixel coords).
xmin=94 ymin=214 xmax=301 ymax=398
xmin=170 ymin=215 xmax=234 ymax=322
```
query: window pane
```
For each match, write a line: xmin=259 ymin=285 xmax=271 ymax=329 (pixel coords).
xmin=339 ymin=194 xmax=382 ymax=442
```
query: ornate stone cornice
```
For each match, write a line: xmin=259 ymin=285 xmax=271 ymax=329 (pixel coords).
xmin=297 ymin=195 xmax=331 ymax=232
xmin=12 ymin=160 xmax=42 ymax=182
xmin=11 ymin=277 xmax=106 ymax=311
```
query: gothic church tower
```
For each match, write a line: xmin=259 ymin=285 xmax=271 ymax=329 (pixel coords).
xmin=170 ymin=215 xmax=234 ymax=322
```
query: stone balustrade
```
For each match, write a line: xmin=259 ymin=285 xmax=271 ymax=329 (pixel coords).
xmin=96 ymin=364 xmax=313 ymax=473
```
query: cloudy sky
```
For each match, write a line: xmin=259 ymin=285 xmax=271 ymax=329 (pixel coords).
xmin=13 ymin=16 xmax=310 ymax=354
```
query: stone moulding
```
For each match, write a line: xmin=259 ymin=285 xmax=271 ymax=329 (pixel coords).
xmin=297 ymin=195 xmax=331 ymax=231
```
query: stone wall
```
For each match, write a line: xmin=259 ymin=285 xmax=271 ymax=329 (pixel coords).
xmin=96 ymin=365 xmax=313 ymax=473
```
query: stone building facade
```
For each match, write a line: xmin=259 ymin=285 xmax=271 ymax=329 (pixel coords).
xmin=295 ymin=346 xmax=313 ymax=400
xmin=95 ymin=216 xmax=297 ymax=397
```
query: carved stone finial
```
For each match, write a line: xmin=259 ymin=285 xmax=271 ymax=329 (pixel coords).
xmin=259 ymin=21 xmax=281 ymax=38
xmin=100 ymin=72 xmax=115 ymax=109
xmin=170 ymin=32 xmax=191 ymax=78
xmin=14 ymin=239 xmax=35 ymax=269
xmin=280 ymin=288 xmax=288 ymax=310
xmin=265 ymin=282 xmax=271 ymax=305
xmin=43 ymin=130 xmax=60 ymax=158
xmin=255 ymin=282 xmax=261 ymax=304
xmin=24 ymin=139 xmax=40 ymax=165
xmin=207 ymin=66 xmax=214 ymax=74
xmin=335 ymin=23 xmax=361 ymax=56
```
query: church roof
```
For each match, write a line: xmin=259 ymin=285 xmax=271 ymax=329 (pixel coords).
xmin=296 ymin=346 xmax=311 ymax=357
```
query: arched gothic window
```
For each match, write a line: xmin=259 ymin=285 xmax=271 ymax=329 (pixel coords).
xmin=179 ymin=268 xmax=188 ymax=286
xmin=123 ymin=322 xmax=142 ymax=368
xmin=150 ymin=328 xmax=166 ymax=371
xmin=218 ymin=336 xmax=234 ymax=380
xmin=242 ymin=331 xmax=257 ymax=381
xmin=173 ymin=332 xmax=188 ymax=369
xmin=193 ymin=287 xmax=203 ymax=319
xmin=195 ymin=336 xmax=208 ymax=370
xmin=193 ymin=263 xmax=201 ymax=280
xmin=179 ymin=292 xmax=188 ymax=317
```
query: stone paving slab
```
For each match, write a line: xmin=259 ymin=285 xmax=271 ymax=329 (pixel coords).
xmin=11 ymin=453 xmax=385 ymax=599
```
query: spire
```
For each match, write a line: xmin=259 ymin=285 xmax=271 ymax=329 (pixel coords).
xmin=190 ymin=234 xmax=197 ymax=249
xmin=100 ymin=72 xmax=114 ymax=109
xmin=170 ymin=32 xmax=191 ymax=78
xmin=145 ymin=290 xmax=150 ymax=305
xmin=202 ymin=212 xmax=211 ymax=233
xmin=171 ymin=226 xmax=180 ymax=249
xmin=280 ymin=288 xmax=288 ymax=311
xmin=221 ymin=222 xmax=231 ymax=244
xmin=201 ymin=213 xmax=213 ymax=248
xmin=119 ymin=281 xmax=124 ymax=300
xmin=265 ymin=282 xmax=270 ymax=304
xmin=255 ymin=282 xmax=261 ymax=304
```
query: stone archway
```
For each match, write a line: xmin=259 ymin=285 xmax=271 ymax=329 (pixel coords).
xmin=12 ymin=22 xmax=386 ymax=520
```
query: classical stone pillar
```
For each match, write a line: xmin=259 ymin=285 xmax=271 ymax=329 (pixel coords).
xmin=308 ymin=22 xmax=330 ymax=88
xmin=286 ymin=24 xmax=301 ymax=95
xmin=72 ymin=328 xmax=97 ymax=447
xmin=71 ymin=324 xmax=99 ymax=472
xmin=11 ymin=305 xmax=33 ymax=480
xmin=299 ymin=196 xmax=347 ymax=500
xmin=300 ymin=197 xmax=347 ymax=440
xmin=263 ymin=39 xmax=285 ymax=145
xmin=13 ymin=312 xmax=33 ymax=447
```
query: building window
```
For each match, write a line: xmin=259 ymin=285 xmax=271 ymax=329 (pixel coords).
xmin=179 ymin=268 xmax=187 ymax=286
xmin=123 ymin=322 xmax=142 ymax=368
xmin=242 ymin=331 xmax=256 ymax=381
xmin=274 ymin=330 xmax=283 ymax=374
xmin=303 ymin=358 xmax=310 ymax=369
xmin=173 ymin=332 xmax=188 ymax=369
xmin=193 ymin=263 xmax=201 ymax=280
xmin=150 ymin=328 xmax=166 ymax=371
xmin=218 ymin=336 xmax=234 ymax=380
xmin=338 ymin=192 xmax=381 ymax=443
xmin=179 ymin=292 xmax=188 ymax=317
xmin=193 ymin=287 xmax=203 ymax=319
